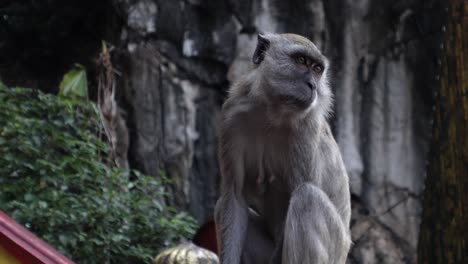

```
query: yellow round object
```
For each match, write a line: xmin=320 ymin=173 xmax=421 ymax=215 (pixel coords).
xmin=153 ymin=243 xmax=219 ymax=264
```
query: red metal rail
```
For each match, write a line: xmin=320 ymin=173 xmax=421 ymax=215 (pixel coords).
xmin=0 ymin=210 xmax=74 ymax=264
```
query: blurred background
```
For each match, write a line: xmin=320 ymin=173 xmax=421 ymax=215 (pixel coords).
xmin=1 ymin=0 xmax=466 ymax=263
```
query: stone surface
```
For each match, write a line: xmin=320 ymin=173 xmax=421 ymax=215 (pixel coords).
xmin=348 ymin=198 xmax=412 ymax=264
xmin=120 ymin=41 xmax=221 ymax=212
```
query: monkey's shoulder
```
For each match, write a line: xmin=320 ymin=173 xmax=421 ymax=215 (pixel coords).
xmin=221 ymin=96 xmax=254 ymax=118
xmin=219 ymin=97 xmax=267 ymax=137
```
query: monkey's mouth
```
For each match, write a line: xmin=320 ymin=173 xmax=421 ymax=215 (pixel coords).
xmin=276 ymin=82 xmax=317 ymax=109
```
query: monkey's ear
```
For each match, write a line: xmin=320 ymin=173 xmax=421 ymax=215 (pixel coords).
xmin=252 ymin=34 xmax=270 ymax=64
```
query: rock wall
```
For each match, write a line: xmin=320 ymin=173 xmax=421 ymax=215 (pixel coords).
xmin=114 ymin=0 xmax=444 ymax=262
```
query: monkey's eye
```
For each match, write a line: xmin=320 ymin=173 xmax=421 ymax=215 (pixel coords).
xmin=313 ymin=64 xmax=324 ymax=74
xmin=295 ymin=56 xmax=306 ymax=65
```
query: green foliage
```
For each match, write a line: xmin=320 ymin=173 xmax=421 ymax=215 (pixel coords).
xmin=0 ymin=83 xmax=197 ymax=263
xmin=59 ymin=64 xmax=88 ymax=98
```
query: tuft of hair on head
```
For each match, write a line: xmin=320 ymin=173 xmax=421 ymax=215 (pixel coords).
xmin=282 ymin=33 xmax=314 ymax=46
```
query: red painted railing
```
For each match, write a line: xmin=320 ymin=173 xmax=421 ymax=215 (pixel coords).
xmin=0 ymin=210 xmax=74 ymax=264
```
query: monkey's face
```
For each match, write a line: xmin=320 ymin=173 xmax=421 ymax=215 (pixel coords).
xmin=252 ymin=33 xmax=332 ymax=115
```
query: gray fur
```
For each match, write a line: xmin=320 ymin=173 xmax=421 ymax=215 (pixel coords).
xmin=214 ymin=33 xmax=351 ymax=264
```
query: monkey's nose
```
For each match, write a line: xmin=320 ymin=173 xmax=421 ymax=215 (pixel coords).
xmin=307 ymin=82 xmax=316 ymax=91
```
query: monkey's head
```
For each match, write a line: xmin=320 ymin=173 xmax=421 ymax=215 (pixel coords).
xmin=251 ymin=33 xmax=332 ymax=118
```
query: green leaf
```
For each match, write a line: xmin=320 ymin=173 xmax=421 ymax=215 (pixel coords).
xmin=59 ymin=64 xmax=88 ymax=99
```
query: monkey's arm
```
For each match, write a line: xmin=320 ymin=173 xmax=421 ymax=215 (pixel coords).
xmin=214 ymin=112 xmax=249 ymax=264
xmin=324 ymin=129 xmax=352 ymax=227
xmin=215 ymin=189 xmax=248 ymax=264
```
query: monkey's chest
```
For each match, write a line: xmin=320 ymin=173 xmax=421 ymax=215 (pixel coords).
xmin=243 ymin=140 xmax=315 ymax=213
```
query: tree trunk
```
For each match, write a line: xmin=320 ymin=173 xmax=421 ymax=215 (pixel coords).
xmin=417 ymin=1 xmax=468 ymax=263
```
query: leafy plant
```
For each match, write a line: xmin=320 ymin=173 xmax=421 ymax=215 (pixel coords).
xmin=59 ymin=64 xmax=88 ymax=98
xmin=0 ymin=83 xmax=196 ymax=263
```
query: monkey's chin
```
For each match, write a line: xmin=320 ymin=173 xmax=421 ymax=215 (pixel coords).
xmin=288 ymin=89 xmax=317 ymax=111
xmin=310 ymin=89 xmax=318 ymax=107
xmin=302 ymin=89 xmax=318 ymax=114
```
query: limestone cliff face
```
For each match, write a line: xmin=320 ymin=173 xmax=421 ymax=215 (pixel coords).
xmin=114 ymin=0 xmax=443 ymax=262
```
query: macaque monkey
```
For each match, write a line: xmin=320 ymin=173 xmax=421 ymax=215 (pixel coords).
xmin=214 ymin=33 xmax=351 ymax=264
